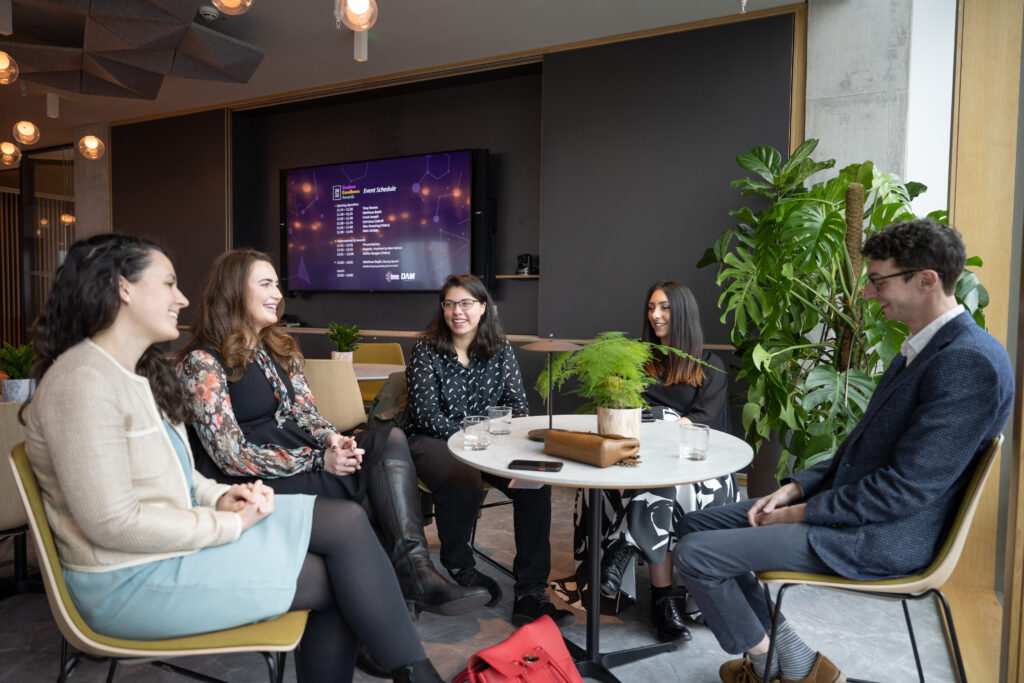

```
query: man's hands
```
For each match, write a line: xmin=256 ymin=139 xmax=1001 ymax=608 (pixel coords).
xmin=217 ymin=480 xmax=275 ymax=532
xmin=323 ymin=433 xmax=365 ymax=476
xmin=747 ymin=482 xmax=806 ymax=527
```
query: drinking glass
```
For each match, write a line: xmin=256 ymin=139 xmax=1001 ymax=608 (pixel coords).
xmin=488 ymin=405 xmax=512 ymax=435
xmin=463 ymin=415 xmax=491 ymax=450
xmin=679 ymin=423 xmax=710 ymax=460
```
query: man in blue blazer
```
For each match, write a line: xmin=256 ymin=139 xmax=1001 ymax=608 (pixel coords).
xmin=675 ymin=219 xmax=1014 ymax=683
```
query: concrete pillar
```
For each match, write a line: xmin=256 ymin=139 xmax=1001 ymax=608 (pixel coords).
xmin=72 ymin=122 xmax=111 ymax=239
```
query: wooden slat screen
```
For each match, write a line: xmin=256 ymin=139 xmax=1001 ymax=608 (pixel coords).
xmin=0 ymin=189 xmax=20 ymax=345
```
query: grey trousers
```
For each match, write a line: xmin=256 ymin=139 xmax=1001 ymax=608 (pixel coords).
xmin=673 ymin=498 xmax=834 ymax=654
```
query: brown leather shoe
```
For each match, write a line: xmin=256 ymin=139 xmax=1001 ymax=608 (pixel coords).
xmin=719 ymin=657 xmax=779 ymax=683
xmin=780 ymin=653 xmax=846 ymax=683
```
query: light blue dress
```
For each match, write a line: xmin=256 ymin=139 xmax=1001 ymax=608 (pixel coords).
xmin=63 ymin=421 xmax=315 ymax=640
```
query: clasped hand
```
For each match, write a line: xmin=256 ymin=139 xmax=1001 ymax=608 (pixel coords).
xmin=747 ymin=482 xmax=806 ymax=527
xmin=323 ymin=433 xmax=364 ymax=476
xmin=217 ymin=480 xmax=275 ymax=531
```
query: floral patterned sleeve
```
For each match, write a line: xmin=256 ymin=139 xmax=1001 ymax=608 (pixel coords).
xmin=289 ymin=368 xmax=335 ymax=445
xmin=178 ymin=350 xmax=325 ymax=478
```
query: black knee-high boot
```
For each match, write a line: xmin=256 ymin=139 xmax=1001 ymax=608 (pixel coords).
xmin=367 ymin=458 xmax=490 ymax=617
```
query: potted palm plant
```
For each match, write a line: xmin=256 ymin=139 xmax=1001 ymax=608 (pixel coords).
xmin=0 ymin=342 xmax=36 ymax=402
xmin=326 ymin=323 xmax=361 ymax=361
xmin=535 ymin=331 xmax=707 ymax=437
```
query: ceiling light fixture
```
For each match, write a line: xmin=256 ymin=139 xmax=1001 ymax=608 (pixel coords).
xmin=13 ymin=120 xmax=39 ymax=145
xmin=336 ymin=0 xmax=377 ymax=31
xmin=47 ymin=92 xmax=58 ymax=118
xmin=78 ymin=135 xmax=105 ymax=160
xmin=211 ymin=0 xmax=253 ymax=16
xmin=0 ymin=50 xmax=17 ymax=84
xmin=0 ymin=140 xmax=20 ymax=166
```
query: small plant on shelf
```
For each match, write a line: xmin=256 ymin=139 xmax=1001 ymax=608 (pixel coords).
xmin=0 ymin=342 xmax=34 ymax=379
xmin=326 ymin=323 xmax=362 ymax=354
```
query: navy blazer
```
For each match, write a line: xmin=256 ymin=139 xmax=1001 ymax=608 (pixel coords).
xmin=788 ymin=311 xmax=1013 ymax=580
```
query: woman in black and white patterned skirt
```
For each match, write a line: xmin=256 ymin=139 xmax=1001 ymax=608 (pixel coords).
xmin=550 ymin=281 xmax=739 ymax=642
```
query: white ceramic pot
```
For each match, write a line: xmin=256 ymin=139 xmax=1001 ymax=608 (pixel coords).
xmin=596 ymin=406 xmax=642 ymax=438
xmin=331 ymin=351 xmax=354 ymax=362
xmin=1 ymin=378 xmax=36 ymax=403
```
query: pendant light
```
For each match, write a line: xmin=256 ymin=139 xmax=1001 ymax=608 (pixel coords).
xmin=0 ymin=140 xmax=21 ymax=166
xmin=0 ymin=50 xmax=17 ymax=84
xmin=336 ymin=0 xmax=377 ymax=31
xmin=77 ymin=134 xmax=105 ymax=160
xmin=13 ymin=120 xmax=39 ymax=145
xmin=211 ymin=0 xmax=254 ymax=15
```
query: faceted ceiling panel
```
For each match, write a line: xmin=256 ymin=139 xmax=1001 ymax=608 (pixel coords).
xmin=0 ymin=0 xmax=264 ymax=99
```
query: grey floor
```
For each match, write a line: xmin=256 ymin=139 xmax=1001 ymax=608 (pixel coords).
xmin=0 ymin=486 xmax=957 ymax=682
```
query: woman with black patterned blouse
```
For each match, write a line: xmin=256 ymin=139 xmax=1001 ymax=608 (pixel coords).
xmin=177 ymin=250 xmax=488 ymax=626
xmin=405 ymin=274 xmax=573 ymax=627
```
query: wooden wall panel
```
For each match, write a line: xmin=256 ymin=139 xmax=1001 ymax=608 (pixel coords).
xmin=0 ymin=190 xmax=20 ymax=346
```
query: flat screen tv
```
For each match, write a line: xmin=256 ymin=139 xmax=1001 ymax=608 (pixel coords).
xmin=281 ymin=149 xmax=489 ymax=292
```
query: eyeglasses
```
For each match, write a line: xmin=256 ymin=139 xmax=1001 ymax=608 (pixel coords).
xmin=866 ymin=269 xmax=941 ymax=288
xmin=441 ymin=298 xmax=479 ymax=311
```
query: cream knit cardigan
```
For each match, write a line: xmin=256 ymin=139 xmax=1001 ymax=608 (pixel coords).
xmin=24 ymin=339 xmax=242 ymax=572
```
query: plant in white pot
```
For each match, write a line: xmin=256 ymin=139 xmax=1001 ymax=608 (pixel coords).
xmin=535 ymin=331 xmax=708 ymax=438
xmin=0 ymin=342 xmax=36 ymax=402
xmin=326 ymin=323 xmax=361 ymax=361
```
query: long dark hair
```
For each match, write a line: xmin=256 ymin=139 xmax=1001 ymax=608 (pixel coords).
xmin=421 ymin=274 xmax=505 ymax=359
xmin=27 ymin=233 xmax=189 ymax=423
xmin=642 ymin=281 xmax=704 ymax=386
xmin=179 ymin=249 xmax=301 ymax=380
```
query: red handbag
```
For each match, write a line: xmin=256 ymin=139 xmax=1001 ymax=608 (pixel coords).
xmin=451 ymin=615 xmax=584 ymax=683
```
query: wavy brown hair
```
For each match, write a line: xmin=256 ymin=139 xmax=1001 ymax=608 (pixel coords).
xmin=24 ymin=233 xmax=189 ymax=423
xmin=421 ymin=274 xmax=505 ymax=359
xmin=642 ymin=281 xmax=704 ymax=387
xmin=179 ymin=249 xmax=301 ymax=380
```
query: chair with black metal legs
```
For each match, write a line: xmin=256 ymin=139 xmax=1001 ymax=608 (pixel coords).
xmin=8 ymin=443 xmax=308 ymax=683
xmin=757 ymin=435 xmax=1002 ymax=683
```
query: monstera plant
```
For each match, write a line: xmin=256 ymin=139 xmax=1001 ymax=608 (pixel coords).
xmin=699 ymin=139 xmax=988 ymax=480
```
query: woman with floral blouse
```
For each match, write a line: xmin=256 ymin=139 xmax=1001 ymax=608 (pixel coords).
xmin=405 ymin=274 xmax=572 ymax=627
xmin=177 ymin=250 xmax=488 ymax=623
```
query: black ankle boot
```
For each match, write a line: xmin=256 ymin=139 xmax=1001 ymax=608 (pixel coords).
xmin=599 ymin=537 xmax=637 ymax=598
xmin=651 ymin=595 xmax=691 ymax=642
xmin=390 ymin=659 xmax=443 ymax=682
xmin=368 ymin=459 xmax=490 ymax=617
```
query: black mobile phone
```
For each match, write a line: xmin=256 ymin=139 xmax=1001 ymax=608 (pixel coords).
xmin=508 ymin=459 xmax=564 ymax=472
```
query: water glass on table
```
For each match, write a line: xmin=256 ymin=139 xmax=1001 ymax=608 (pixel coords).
xmin=488 ymin=405 xmax=512 ymax=435
xmin=679 ymin=423 xmax=710 ymax=460
xmin=463 ymin=415 xmax=491 ymax=450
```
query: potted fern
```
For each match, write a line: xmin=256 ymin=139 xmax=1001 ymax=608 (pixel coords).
xmin=326 ymin=323 xmax=361 ymax=361
xmin=0 ymin=342 xmax=36 ymax=402
xmin=535 ymin=331 xmax=704 ymax=437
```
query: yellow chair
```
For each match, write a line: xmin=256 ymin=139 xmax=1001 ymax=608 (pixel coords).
xmin=353 ymin=343 xmax=405 ymax=405
xmin=756 ymin=435 xmax=1003 ymax=683
xmin=8 ymin=443 xmax=308 ymax=683
xmin=302 ymin=358 xmax=367 ymax=432
xmin=0 ymin=401 xmax=42 ymax=599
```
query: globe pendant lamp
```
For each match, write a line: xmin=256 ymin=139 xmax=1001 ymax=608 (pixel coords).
xmin=0 ymin=141 xmax=21 ymax=166
xmin=0 ymin=50 xmax=18 ymax=84
xmin=211 ymin=0 xmax=254 ymax=15
xmin=78 ymin=135 xmax=105 ymax=160
xmin=336 ymin=0 xmax=377 ymax=31
xmin=13 ymin=120 xmax=39 ymax=145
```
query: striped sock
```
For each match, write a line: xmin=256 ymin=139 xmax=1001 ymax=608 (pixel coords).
xmin=774 ymin=621 xmax=818 ymax=679
xmin=748 ymin=649 xmax=779 ymax=682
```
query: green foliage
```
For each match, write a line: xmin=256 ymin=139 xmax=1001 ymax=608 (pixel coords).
xmin=534 ymin=331 xmax=712 ymax=411
xmin=326 ymin=323 xmax=362 ymax=352
xmin=0 ymin=342 xmax=35 ymax=379
xmin=703 ymin=139 xmax=989 ymax=480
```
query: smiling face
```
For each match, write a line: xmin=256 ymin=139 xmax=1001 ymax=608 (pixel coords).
xmin=864 ymin=257 xmax=924 ymax=329
xmin=647 ymin=288 xmax=671 ymax=342
xmin=245 ymin=259 xmax=282 ymax=334
xmin=443 ymin=285 xmax=485 ymax=342
xmin=119 ymin=249 xmax=188 ymax=345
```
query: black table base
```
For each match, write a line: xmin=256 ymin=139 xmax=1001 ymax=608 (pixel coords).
xmin=563 ymin=488 xmax=678 ymax=682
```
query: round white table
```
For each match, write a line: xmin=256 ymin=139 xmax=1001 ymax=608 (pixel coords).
xmin=447 ymin=414 xmax=753 ymax=682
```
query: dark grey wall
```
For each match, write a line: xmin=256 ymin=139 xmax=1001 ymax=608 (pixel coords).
xmin=538 ymin=14 xmax=793 ymax=343
xmin=231 ymin=67 xmax=543 ymax=335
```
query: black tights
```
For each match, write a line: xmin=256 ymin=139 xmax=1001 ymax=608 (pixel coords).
xmin=289 ymin=497 xmax=425 ymax=682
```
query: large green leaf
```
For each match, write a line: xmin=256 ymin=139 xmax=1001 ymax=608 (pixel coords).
xmin=779 ymin=203 xmax=846 ymax=271
xmin=736 ymin=146 xmax=782 ymax=183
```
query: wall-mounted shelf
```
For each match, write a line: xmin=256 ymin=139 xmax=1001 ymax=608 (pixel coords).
xmin=495 ymin=274 xmax=539 ymax=279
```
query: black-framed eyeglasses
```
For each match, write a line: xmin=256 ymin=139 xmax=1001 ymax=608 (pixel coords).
xmin=866 ymin=269 xmax=941 ymax=288
xmin=441 ymin=298 xmax=479 ymax=311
